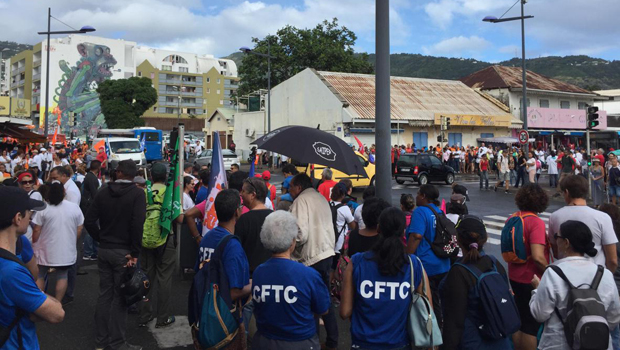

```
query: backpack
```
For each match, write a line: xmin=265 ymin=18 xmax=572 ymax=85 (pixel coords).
xmin=188 ymin=235 xmax=242 ymax=349
xmin=142 ymin=183 xmax=167 ymax=249
xmin=0 ymin=248 xmax=28 ymax=348
xmin=548 ymin=264 xmax=609 ymax=350
xmin=423 ymin=205 xmax=459 ymax=258
xmin=501 ymin=212 xmax=537 ymax=264
xmin=455 ymin=255 xmax=521 ymax=339
xmin=536 ymin=159 xmax=541 ymax=170
xmin=331 ymin=233 xmax=351 ymax=301
xmin=330 ymin=202 xmax=347 ymax=244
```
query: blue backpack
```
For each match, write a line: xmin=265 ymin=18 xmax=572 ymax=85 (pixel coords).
xmin=501 ymin=212 xmax=536 ymax=263
xmin=455 ymin=256 xmax=521 ymax=339
xmin=188 ymin=235 xmax=242 ymax=349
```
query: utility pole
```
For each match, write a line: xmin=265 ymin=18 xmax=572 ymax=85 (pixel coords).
xmin=375 ymin=0 xmax=391 ymax=203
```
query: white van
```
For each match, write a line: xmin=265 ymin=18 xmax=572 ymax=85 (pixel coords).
xmin=91 ymin=137 xmax=147 ymax=166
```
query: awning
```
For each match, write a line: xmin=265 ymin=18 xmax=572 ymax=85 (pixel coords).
xmin=0 ymin=123 xmax=46 ymax=143
xmin=476 ymin=137 xmax=535 ymax=145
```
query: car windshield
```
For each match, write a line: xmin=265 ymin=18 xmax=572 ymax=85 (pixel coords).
xmin=110 ymin=141 xmax=141 ymax=154
xmin=399 ymin=155 xmax=416 ymax=166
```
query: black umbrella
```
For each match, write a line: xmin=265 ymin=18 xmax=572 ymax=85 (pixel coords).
xmin=251 ymin=125 xmax=368 ymax=177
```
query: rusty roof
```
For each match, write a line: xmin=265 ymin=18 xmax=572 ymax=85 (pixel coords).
xmin=316 ymin=70 xmax=513 ymax=122
xmin=460 ymin=65 xmax=594 ymax=95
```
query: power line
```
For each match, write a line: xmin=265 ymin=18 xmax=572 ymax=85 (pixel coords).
xmin=499 ymin=0 xmax=520 ymax=19
xmin=50 ymin=15 xmax=80 ymax=32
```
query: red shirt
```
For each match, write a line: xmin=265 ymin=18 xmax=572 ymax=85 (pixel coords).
xmin=266 ymin=182 xmax=277 ymax=202
xmin=507 ymin=212 xmax=549 ymax=284
xmin=318 ymin=179 xmax=337 ymax=201
xmin=96 ymin=152 xmax=108 ymax=168
xmin=480 ymin=159 xmax=488 ymax=171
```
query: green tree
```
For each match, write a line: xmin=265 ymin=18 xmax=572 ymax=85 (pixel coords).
xmin=237 ymin=18 xmax=374 ymax=97
xmin=97 ymin=77 xmax=157 ymax=128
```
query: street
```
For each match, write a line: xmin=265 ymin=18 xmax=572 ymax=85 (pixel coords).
xmin=35 ymin=169 xmax=566 ymax=350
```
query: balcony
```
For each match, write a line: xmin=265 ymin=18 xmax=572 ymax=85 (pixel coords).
xmin=33 ymin=73 xmax=41 ymax=81
xmin=181 ymin=80 xmax=201 ymax=86
xmin=159 ymin=100 xmax=179 ymax=107
xmin=33 ymin=60 xmax=41 ymax=67
xmin=181 ymin=91 xmax=200 ymax=97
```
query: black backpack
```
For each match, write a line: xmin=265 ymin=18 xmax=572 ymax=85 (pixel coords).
xmin=330 ymin=202 xmax=347 ymax=245
xmin=423 ymin=205 xmax=459 ymax=258
xmin=548 ymin=265 xmax=610 ymax=350
xmin=0 ymin=248 xmax=28 ymax=349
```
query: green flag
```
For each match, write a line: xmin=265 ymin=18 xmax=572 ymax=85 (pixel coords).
xmin=159 ymin=136 xmax=182 ymax=239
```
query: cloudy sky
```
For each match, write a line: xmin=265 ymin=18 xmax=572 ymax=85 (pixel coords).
xmin=1 ymin=0 xmax=618 ymax=62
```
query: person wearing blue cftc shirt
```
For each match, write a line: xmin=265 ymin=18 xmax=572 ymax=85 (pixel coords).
xmin=252 ymin=211 xmax=330 ymax=350
xmin=0 ymin=186 xmax=64 ymax=350
xmin=340 ymin=207 xmax=429 ymax=350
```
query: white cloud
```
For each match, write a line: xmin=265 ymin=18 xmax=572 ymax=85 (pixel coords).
xmin=0 ymin=0 xmax=411 ymax=57
xmin=422 ymin=35 xmax=491 ymax=58
xmin=424 ymin=0 xmax=513 ymax=29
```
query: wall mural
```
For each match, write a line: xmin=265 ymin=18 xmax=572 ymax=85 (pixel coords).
xmin=53 ymin=42 xmax=117 ymax=134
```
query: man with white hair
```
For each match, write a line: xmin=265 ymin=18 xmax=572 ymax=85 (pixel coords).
xmin=251 ymin=211 xmax=330 ymax=349
xmin=317 ymin=168 xmax=336 ymax=201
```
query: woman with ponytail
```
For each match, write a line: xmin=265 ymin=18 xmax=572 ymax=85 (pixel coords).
xmin=340 ymin=207 xmax=430 ymax=349
xmin=441 ymin=215 xmax=512 ymax=349
xmin=530 ymin=220 xmax=620 ymax=350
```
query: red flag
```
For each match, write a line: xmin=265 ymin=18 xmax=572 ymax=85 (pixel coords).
xmin=52 ymin=128 xmax=58 ymax=145
xmin=93 ymin=139 xmax=105 ymax=151
xmin=353 ymin=135 xmax=364 ymax=154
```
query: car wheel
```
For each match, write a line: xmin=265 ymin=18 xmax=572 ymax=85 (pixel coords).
xmin=370 ymin=176 xmax=375 ymax=187
xmin=418 ymin=174 xmax=428 ymax=186
xmin=445 ymin=173 xmax=455 ymax=185
xmin=396 ymin=179 xmax=405 ymax=185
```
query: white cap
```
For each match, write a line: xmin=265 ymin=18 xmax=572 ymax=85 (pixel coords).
xmin=28 ymin=159 xmax=38 ymax=167
xmin=40 ymin=148 xmax=47 ymax=152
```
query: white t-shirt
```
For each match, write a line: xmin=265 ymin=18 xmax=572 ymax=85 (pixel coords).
xmin=549 ymin=206 xmax=619 ymax=266
xmin=535 ymin=150 xmax=545 ymax=163
xmin=354 ymin=204 xmax=365 ymax=230
xmin=547 ymin=156 xmax=558 ymax=175
xmin=265 ymin=197 xmax=274 ymax=210
xmin=64 ymin=178 xmax=82 ymax=205
xmin=478 ymin=147 xmax=488 ymax=158
xmin=330 ymin=201 xmax=354 ymax=252
xmin=183 ymin=192 xmax=195 ymax=211
xmin=195 ymin=144 xmax=203 ymax=155
xmin=527 ymin=157 xmax=536 ymax=173
xmin=25 ymin=191 xmax=43 ymax=242
xmin=32 ymin=200 xmax=84 ymax=266
xmin=498 ymin=153 xmax=509 ymax=173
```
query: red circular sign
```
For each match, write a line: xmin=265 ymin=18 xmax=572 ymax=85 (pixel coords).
xmin=518 ymin=130 xmax=529 ymax=145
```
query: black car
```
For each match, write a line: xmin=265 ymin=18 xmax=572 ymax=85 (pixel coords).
xmin=395 ymin=153 xmax=455 ymax=185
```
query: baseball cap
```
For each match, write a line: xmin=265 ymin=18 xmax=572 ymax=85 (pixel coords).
xmin=456 ymin=215 xmax=487 ymax=238
xmin=133 ymin=176 xmax=146 ymax=185
xmin=0 ymin=187 xmax=46 ymax=222
xmin=452 ymin=184 xmax=470 ymax=201
xmin=262 ymin=171 xmax=271 ymax=181
xmin=151 ymin=163 xmax=167 ymax=178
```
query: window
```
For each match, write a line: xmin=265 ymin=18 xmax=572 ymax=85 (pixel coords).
xmin=519 ymin=98 xmax=531 ymax=107
xmin=138 ymin=71 xmax=142 ymax=77
xmin=151 ymin=73 xmax=155 ymax=79
xmin=162 ymin=55 xmax=188 ymax=64
xmin=578 ymin=102 xmax=587 ymax=110
xmin=153 ymin=107 xmax=156 ymax=112
xmin=219 ymin=100 xmax=223 ymax=104
xmin=162 ymin=65 xmax=172 ymax=71
xmin=217 ymin=78 xmax=221 ymax=84
xmin=144 ymin=132 xmax=160 ymax=141
xmin=207 ymin=88 xmax=210 ymax=94
xmin=179 ymin=67 xmax=189 ymax=73
xmin=430 ymin=156 xmax=442 ymax=166
xmin=539 ymin=99 xmax=549 ymax=108
xmin=560 ymin=101 xmax=570 ymax=109
xmin=217 ymin=90 xmax=220 ymax=94
xmin=206 ymin=77 xmax=210 ymax=83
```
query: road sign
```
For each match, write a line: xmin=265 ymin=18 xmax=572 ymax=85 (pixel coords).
xmin=518 ymin=129 xmax=529 ymax=145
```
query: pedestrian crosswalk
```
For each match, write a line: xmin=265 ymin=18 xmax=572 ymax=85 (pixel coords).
xmin=482 ymin=211 xmax=552 ymax=245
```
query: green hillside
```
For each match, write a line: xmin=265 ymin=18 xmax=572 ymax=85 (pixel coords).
xmin=0 ymin=41 xmax=34 ymax=59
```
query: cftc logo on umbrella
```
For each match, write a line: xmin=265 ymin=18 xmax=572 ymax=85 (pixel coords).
xmin=313 ymin=142 xmax=337 ymax=161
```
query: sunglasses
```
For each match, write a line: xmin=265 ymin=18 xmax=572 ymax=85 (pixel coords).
xmin=20 ymin=180 xmax=35 ymax=185
xmin=553 ymin=233 xmax=564 ymax=240
xmin=244 ymin=178 xmax=257 ymax=193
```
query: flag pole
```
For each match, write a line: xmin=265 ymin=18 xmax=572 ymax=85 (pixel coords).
xmin=176 ymin=124 xmax=185 ymax=273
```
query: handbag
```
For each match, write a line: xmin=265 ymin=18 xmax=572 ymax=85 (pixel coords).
xmin=407 ymin=256 xmax=443 ymax=348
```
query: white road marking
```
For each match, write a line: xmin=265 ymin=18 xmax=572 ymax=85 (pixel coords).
xmin=482 ymin=212 xmax=553 ymax=245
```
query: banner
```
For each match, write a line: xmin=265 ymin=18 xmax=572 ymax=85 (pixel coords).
xmin=159 ymin=135 xmax=182 ymax=239
xmin=203 ymin=132 xmax=228 ymax=231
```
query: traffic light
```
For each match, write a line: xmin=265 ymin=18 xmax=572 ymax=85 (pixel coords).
xmin=68 ymin=112 xmax=77 ymax=127
xmin=440 ymin=115 xmax=446 ymax=131
xmin=446 ymin=117 xmax=451 ymax=130
xmin=587 ymin=106 xmax=599 ymax=129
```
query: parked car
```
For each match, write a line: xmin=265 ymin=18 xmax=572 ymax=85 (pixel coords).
xmin=395 ymin=153 xmax=455 ymax=185
xmin=194 ymin=149 xmax=241 ymax=169
xmin=295 ymin=152 xmax=376 ymax=188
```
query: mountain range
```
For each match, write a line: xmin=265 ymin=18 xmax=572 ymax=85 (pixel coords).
xmin=2 ymin=40 xmax=618 ymax=90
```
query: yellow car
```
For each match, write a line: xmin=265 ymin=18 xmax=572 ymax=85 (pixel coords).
xmin=295 ymin=152 xmax=376 ymax=188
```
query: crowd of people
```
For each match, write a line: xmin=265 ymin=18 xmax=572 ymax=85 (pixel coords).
xmin=3 ymin=137 xmax=620 ymax=350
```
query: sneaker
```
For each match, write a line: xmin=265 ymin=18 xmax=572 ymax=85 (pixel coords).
xmin=155 ymin=316 xmax=176 ymax=328
xmin=505 ymin=190 xmax=510 ymax=194
xmin=88 ymin=255 xmax=98 ymax=261
xmin=494 ymin=186 xmax=497 ymax=192
xmin=83 ymin=255 xmax=91 ymax=261
xmin=138 ymin=317 xmax=154 ymax=327
xmin=62 ymin=296 xmax=74 ymax=306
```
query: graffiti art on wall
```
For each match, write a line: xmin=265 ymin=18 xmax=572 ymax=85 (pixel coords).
xmin=53 ymin=42 xmax=117 ymax=134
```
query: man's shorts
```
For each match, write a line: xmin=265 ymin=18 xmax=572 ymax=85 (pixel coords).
xmin=500 ymin=171 xmax=510 ymax=182
xmin=38 ymin=265 xmax=71 ymax=280
xmin=609 ymin=185 xmax=620 ymax=198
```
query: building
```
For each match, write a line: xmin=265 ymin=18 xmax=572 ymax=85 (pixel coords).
xmin=233 ymin=68 xmax=521 ymax=153
xmin=7 ymin=34 xmax=238 ymax=134
xmin=461 ymin=66 xmax=613 ymax=150
xmin=594 ymin=89 xmax=620 ymax=132
xmin=204 ymin=108 xmax=236 ymax=148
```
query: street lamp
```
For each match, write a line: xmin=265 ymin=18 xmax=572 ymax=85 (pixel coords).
xmin=483 ymin=0 xmax=533 ymax=153
xmin=38 ymin=7 xmax=95 ymax=144
xmin=239 ymin=42 xmax=275 ymax=133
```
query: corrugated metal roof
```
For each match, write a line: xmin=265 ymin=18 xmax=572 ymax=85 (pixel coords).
xmin=316 ymin=71 xmax=513 ymax=122
xmin=460 ymin=65 xmax=594 ymax=95
xmin=594 ymin=89 xmax=620 ymax=97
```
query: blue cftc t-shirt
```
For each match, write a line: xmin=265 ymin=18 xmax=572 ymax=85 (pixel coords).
xmin=351 ymin=251 xmax=423 ymax=349
xmin=0 ymin=258 xmax=47 ymax=350
xmin=252 ymin=258 xmax=330 ymax=341
xmin=195 ymin=226 xmax=249 ymax=290
xmin=406 ymin=204 xmax=450 ymax=277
